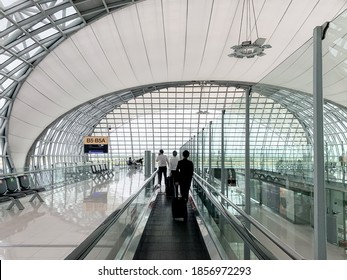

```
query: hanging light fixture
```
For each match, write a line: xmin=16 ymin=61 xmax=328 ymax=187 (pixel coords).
xmin=228 ymin=0 xmax=271 ymax=59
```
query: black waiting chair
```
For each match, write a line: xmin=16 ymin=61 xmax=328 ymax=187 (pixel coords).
xmin=0 ymin=179 xmax=11 ymax=204
xmin=0 ymin=178 xmax=26 ymax=210
xmin=17 ymin=175 xmax=45 ymax=203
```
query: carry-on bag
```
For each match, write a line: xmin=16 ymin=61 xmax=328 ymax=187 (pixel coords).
xmin=172 ymin=184 xmax=187 ymax=221
xmin=165 ymin=176 xmax=174 ymax=197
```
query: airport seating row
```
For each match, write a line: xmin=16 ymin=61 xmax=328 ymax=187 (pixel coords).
xmin=0 ymin=175 xmax=46 ymax=210
xmin=90 ymin=164 xmax=113 ymax=179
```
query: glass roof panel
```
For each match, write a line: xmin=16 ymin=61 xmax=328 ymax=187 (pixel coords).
xmin=21 ymin=45 xmax=43 ymax=59
xmin=0 ymin=17 xmax=11 ymax=32
xmin=57 ymin=18 xmax=80 ymax=30
xmin=10 ymin=38 xmax=35 ymax=52
xmin=33 ymin=25 xmax=59 ymax=39
xmin=14 ymin=6 xmax=41 ymax=21
xmin=4 ymin=58 xmax=22 ymax=72
xmin=0 ymin=77 xmax=13 ymax=92
xmin=0 ymin=0 xmax=26 ymax=9
xmin=51 ymin=7 xmax=76 ymax=20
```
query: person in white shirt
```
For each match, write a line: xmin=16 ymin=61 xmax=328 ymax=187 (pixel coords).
xmin=156 ymin=149 xmax=169 ymax=187
xmin=169 ymin=150 xmax=179 ymax=183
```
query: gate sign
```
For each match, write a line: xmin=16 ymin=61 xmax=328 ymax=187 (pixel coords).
xmin=83 ymin=136 xmax=109 ymax=145
xmin=83 ymin=136 xmax=109 ymax=154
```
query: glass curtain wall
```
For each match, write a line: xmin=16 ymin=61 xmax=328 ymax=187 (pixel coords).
xmin=90 ymin=84 xmax=244 ymax=164
xmin=186 ymin=90 xmax=347 ymax=246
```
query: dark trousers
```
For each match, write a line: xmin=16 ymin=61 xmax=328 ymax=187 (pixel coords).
xmin=157 ymin=166 xmax=167 ymax=185
xmin=170 ymin=170 xmax=177 ymax=185
xmin=180 ymin=183 xmax=190 ymax=202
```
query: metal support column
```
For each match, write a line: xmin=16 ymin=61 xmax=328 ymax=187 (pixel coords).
xmin=245 ymin=88 xmax=251 ymax=216
xmin=221 ymin=110 xmax=226 ymax=196
xmin=197 ymin=133 xmax=199 ymax=175
xmin=152 ymin=152 xmax=156 ymax=173
xmin=193 ymin=136 xmax=196 ymax=166
xmin=209 ymin=121 xmax=212 ymax=184
xmin=145 ymin=150 xmax=151 ymax=177
xmin=313 ymin=24 xmax=328 ymax=260
xmin=202 ymin=128 xmax=205 ymax=179
xmin=244 ymin=87 xmax=251 ymax=260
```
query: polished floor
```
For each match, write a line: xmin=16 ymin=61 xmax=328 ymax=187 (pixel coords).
xmin=0 ymin=168 xmax=146 ymax=260
xmin=0 ymin=168 xmax=346 ymax=260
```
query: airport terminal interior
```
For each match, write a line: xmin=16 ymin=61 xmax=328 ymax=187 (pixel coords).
xmin=1 ymin=0 xmax=347 ymax=260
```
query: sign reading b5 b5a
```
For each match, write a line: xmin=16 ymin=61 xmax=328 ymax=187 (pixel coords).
xmin=83 ymin=136 xmax=109 ymax=144
xmin=83 ymin=136 xmax=109 ymax=154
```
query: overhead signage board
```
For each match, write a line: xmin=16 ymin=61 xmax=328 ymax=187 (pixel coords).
xmin=83 ymin=136 xmax=109 ymax=154
xmin=83 ymin=136 xmax=109 ymax=145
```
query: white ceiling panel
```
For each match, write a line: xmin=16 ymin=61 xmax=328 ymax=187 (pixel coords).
xmin=7 ymin=117 xmax=44 ymax=143
xmin=183 ymin=0 xmax=214 ymax=78
xmin=136 ymin=0 xmax=168 ymax=82
xmin=162 ymin=0 xmax=187 ymax=80
xmin=10 ymin=96 xmax=56 ymax=125
xmin=8 ymin=132 xmax=39 ymax=164
xmin=55 ymin=38 xmax=109 ymax=95
xmin=197 ymin=0 xmax=240 ymax=78
xmin=37 ymin=51 xmax=96 ymax=102
xmin=16 ymin=85 xmax=67 ymax=118
xmin=324 ymin=70 xmax=346 ymax=89
xmin=92 ymin=15 xmax=139 ymax=88
xmin=26 ymin=67 xmax=78 ymax=109
xmin=113 ymin=5 xmax=154 ymax=85
xmin=259 ymin=1 xmax=347 ymax=107
xmin=72 ymin=26 xmax=123 ymax=92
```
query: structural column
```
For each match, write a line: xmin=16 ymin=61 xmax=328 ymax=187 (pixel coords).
xmin=144 ymin=150 xmax=151 ymax=177
xmin=245 ymin=87 xmax=251 ymax=216
xmin=313 ymin=24 xmax=328 ymax=260
xmin=244 ymin=87 xmax=251 ymax=260
xmin=221 ymin=110 xmax=226 ymax=196
xmin=209 ymin=121 xmax=212 ymax=183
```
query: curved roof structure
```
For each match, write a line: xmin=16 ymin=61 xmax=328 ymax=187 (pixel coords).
xmin=2 ymin=0 xmax=347 ymax=170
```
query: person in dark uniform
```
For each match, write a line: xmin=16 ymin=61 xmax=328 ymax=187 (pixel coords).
xmin=175 ymin=150 xmax=194 ymax=202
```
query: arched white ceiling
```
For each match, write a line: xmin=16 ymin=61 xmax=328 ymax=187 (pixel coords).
xmin=8 ymin=0 xmax=347 ymax=169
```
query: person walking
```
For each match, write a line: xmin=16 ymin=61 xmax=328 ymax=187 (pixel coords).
xmin=167 ymin=150 xmax=179 ymax=196
xmin=156 ymin=149 xmax=169 ymax=188
xmin=175 ymin=150 xmax=194 ymax=201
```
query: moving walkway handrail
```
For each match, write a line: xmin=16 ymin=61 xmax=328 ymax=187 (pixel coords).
xmin=193 ymin=174 xmax=275 ymax=260
xmin=65 ymin=171 xmax=157 ymax=260
xmin=193 ymin=173 xmax=305 ymax=260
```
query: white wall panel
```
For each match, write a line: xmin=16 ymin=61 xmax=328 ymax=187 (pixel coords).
xmin=54 ymin=38 xmax=107 ymax=96
xmin=10 ymin=98 xmax=56 ymax=126
xmin=16 ymin=84 xmax=67 ymax=117
xmin=26 ymin=67 xmax=78 ymax=109
xmin=72 ymin=26 xmax=123 ymax=91
xmin=113 ymin=5 xmax=154 ymax=85
xmin=8 ymin=133 xmax=38 ymax=171
xmin=197 ymin=0 xmax=239 ymax=78
xmin=37 ymin=51 xmax=94 ymax=101
xmin=92 ymin=15 xmax=138 ymax=88
xmin=183 ymin=0 xmax=213 ymax=78
xmin=137 ymin=0 xmax=168 ymax=82
xmin=162 ymin=0 xmax=187 ymax=80
xmin=8 ymin=117 xmax=44 ymax=142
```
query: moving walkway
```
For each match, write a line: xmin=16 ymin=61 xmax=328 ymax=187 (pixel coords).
xmin=66 ymin=171 xmax=303 ymax=260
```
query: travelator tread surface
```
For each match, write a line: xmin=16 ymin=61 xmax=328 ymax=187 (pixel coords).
xmin=133 ymin=193 xmax=210 ymax=260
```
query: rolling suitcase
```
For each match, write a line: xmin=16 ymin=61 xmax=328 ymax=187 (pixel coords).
xmin=165 ymin=176 xmax=174 ymax=197
xmin=172 ymin=184 xmax=187 ymax=221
